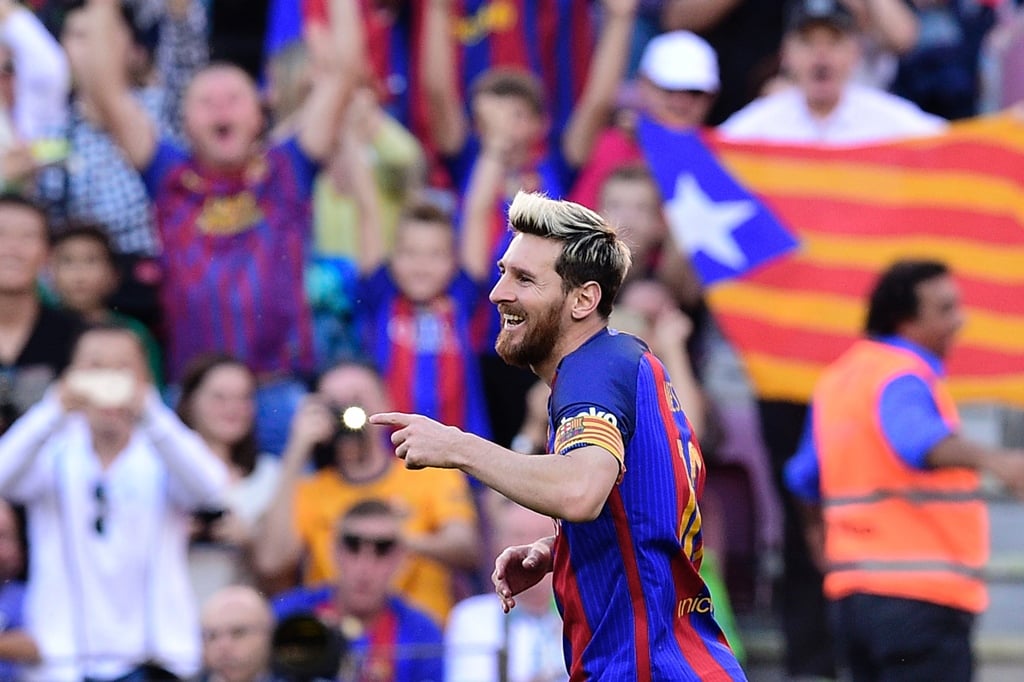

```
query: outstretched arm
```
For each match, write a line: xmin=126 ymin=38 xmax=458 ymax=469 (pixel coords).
xmin=370 ymin=412 xmax=620 ymax=522
xmin=421 ymin=0 xmax=468 ymax=155
xmin=79 ymin=0 xmax=157 ymax=169
xmin=295 ymin=0 xmax=365 ymax=162
xmin=661 ymin=0 xmax=742 ymax=33
xmin=928 ymin=436 xmax=1024 ymax=499
xmin=561 ymin=0 xmax=637 ymax=168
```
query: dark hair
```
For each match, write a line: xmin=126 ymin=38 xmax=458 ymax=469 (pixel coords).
xmin=50 ymin=222 xmax=116 ymax=265
xmin=865 ymin=260 xmax=950 ymax=336
xmin=0 ymin=193 xmax=48 ymax=235
xmin=176 ymin=353 xmax=259 ymax=476
xmin=470 ymin=68 xmax=546 ymax=116
xmin=340 ymin=498 xmax=396 ymax=528
xmin=603 ymin=164 xmax=657 ymax=188
xmin=73 ymin=319 xmax=147 ymax=360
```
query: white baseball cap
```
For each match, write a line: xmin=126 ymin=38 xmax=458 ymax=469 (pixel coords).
xmin=638 ymin=31 xmax=720 ymax=93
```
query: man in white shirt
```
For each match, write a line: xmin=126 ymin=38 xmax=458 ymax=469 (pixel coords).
xmin=0 ymin=322 xmax=228 ymax=681
xmin=445 ymin=496 xmax=566 ymax=682
xmin=720 ymin=0 xmax=944 ymax=144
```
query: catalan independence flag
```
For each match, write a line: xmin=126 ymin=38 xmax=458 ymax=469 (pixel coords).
xmin=692 ymin=113 xmax=1024 ymax=407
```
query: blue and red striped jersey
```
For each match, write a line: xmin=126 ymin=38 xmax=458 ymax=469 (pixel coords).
xmin=547 ymin=328 xmax=746 ymax=681
xmin=357 ymin=266 xmax=492 ymax=439
xmin=141 ymin=138 xmax=318 ymax=382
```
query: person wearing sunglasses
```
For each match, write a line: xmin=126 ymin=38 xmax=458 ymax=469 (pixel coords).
xmin=272 ymin=499 xmax=444 ymax=682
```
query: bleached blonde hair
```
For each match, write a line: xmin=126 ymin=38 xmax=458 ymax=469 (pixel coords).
xmin=508 ymin=191 xmax=632 ymax=317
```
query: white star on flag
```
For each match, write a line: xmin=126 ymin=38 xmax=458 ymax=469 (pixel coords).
xmin=665 ymin=173 xmax=757 ymax=270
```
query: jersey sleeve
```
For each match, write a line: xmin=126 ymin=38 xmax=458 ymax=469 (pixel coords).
xmin=549 ymin=341 xmax=637 ymax=476
xmin=274 ymin=136 xmax=320 ymax=198
xmin=140 ymin=138 xmax=188 ymax=198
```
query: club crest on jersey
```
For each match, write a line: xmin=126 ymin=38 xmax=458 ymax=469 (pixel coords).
xmin=555 ymin=416 xmax=586 ymax=445
xmin=559 ymin=406 xmax=618 ymax=428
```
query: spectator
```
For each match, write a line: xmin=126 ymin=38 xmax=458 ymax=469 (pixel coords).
xmin=0 ymin=322 xmax=228 ymax=681
xmin=36 ymin=0 xmax=207 ymax=333
xmin=76 ymin=0 xmax=363 ymax=454
xmin=567 ymin=30 xmax=718 ymax=228
xmin=36 ymin=0 xmax=202 ymax=258
xmin=47 ymin=224 xmax=163 ymax=386
xmin=596 ymin=164 xmax=701 ymax=310
xmin=175 ymin=354 xmax=281 ymax=606
xmin=0 ymin=193 xmax=80 ymax=436
xmin=661 ymin=0 xmax=786 ymax=125
xmin=255 ymin=361 xmax=480 ymax=625
xmin=273 ymin=499 xmax=445 ymax=682
xmin=0 ymin=499 xmax=38 ymax=679
xmin=445 ymin=496 xmax=565 ymax=682
xmin=720 ymin=0 xmax=945 ymax=143
xmin=785 ymin=260 xmax=1024 ymax=681
xmin=718 ymin=1 xmax=946 ymax=676
xmin=266 ymin=46 xmax=425 ymax=264
xmin=355 ymin=199 xmax=491 ymax=440
xmin=196 ymin=585 xmax=276 ymax=682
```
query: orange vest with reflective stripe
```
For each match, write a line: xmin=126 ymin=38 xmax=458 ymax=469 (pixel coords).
xmin=814 ymin=339 xmax=988 ymax=613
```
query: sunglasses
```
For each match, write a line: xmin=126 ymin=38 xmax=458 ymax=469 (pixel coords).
xmin=338 ymin=533 xmax=398 ymax=557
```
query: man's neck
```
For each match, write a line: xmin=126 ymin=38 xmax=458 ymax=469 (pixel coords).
xmin=337 ymin=446 xmax=392 ymax=484
xmin=0 ymin=293 xmax=40 ymax=364
xmin=805 ymin=92 xmax=842 ymax=121
xmin=91 ymin=428 xmax=131 ymax=466
xmin=535 ymin=320 xmax=607 ymax=385
xmin=0 ymin=291 xmax=39 ymax=328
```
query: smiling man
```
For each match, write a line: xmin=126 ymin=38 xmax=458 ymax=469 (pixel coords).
xmin=74 ymin=0 xmax=362 ymax=453
xmin=372 ymin=191 xmax=745 ymax=681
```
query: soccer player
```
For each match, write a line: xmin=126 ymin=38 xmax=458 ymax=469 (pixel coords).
xmin=371 ymin=192 xmax=746 ymax=680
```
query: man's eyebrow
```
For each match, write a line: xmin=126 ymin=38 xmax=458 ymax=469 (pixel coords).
xmin=501 ymin=262 xmax=536 ymax=278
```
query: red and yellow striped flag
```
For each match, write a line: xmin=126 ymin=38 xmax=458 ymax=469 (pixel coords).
xmin=703 ymin=113 xmax=1024 ymax=407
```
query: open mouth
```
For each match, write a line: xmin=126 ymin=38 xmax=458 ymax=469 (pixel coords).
xmin=502 ymin=313 xmax=525 ymax=329
xmin=213 ymin=123 xmax=233 ymax=141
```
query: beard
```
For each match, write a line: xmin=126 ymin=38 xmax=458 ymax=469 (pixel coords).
xmin=495 ymin=300 xmax=563 ymax=369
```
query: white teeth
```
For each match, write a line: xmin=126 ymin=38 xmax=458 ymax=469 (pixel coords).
xmin=503 ymin=314 xmax=524 ymax=327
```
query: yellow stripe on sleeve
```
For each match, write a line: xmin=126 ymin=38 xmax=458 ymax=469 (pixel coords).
xmin=553 ymin=414 xmax=625 ymax=466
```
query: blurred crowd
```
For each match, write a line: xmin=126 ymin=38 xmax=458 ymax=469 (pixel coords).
xmin=0 ymin=0 xmax=1017 ymax=679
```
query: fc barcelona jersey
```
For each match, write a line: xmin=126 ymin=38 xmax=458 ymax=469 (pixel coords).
xmin=547 ymin=328 xmax=746 ymax=681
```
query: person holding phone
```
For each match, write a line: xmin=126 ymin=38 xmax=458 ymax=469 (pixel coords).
xmin=175 ymin=353 xmax=282 ymax=604
xmin=0 ymin=322 xmax=228 ymax=681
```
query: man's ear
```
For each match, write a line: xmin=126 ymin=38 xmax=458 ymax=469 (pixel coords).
xmin=570 ymin=282 xmax=602 ymax=320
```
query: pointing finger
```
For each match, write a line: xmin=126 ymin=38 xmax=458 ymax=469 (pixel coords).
xmin=369 ymin=412 xmax=415 ymax=427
